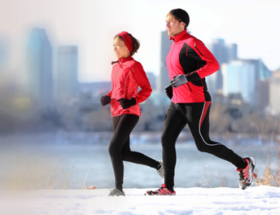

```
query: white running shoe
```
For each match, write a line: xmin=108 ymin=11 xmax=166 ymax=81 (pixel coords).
xmin=157 ymin=161 xmax=165 ymax=178
xmin=108 ymin=188 xmax=125 ymax=196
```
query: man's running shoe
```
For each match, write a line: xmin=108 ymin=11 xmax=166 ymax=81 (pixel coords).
xmin=145 ymin=184 xmax=176 ymax=196
xmin=156 ymin=161 xmax=165 ymax=178
xmin=108 ymin=188 xmax=125 ymax=196
xmin=237 ymin=157 xmax=256 ymax=190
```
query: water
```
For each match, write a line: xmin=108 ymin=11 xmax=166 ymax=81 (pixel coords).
xmin=0 ymin=133 xmax=278 ymax=190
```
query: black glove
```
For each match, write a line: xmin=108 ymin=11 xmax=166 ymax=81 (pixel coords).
xmin=165 ymin=85 xmax=173 ymax=99
xmin=170 ymin=74 xmax=188 ymax=88
xmin=100 ymin=95 xmax=111 ymax=106
xmin=117 ymin=97 xmax=136 ymax=109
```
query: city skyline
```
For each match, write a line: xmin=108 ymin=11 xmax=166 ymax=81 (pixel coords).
xmin=0 ymin=0 xmax=280 ymax=83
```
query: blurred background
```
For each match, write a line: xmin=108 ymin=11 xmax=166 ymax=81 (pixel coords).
xmin=0 ymin=0 xmax=280 ymax=190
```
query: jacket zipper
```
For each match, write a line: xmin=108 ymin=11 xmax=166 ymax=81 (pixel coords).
xmin=121 ymin=70 xmax=132 ymax=114
xmin=170 ymin=43 xmax=176 ymax=103
xmin=123 ymin=70 xmax=131 ymax=99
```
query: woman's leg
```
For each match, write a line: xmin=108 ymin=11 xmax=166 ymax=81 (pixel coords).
xmin=108 ymin=114 xmax=140 ymax=190
xmin=121 ymin=135 xmax=159 ymax=168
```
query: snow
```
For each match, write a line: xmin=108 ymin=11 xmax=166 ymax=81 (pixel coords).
xmin=2 ymin=186 xmax=280 ymax=215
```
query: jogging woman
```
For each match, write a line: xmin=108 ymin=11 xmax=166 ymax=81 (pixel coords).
xmin=146 ymin=9 xmax=256 ymax=195
xmin=101 ymin=31 xmax=164 ymax=196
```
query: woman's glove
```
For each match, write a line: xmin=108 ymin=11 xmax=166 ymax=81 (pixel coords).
xmin=165 ymin=85 xmax=173 ymax=99
xmin=117 ymin=97 xmax=136 ymax=109
xmin=100 ymin=95 xmax=111 ymax=106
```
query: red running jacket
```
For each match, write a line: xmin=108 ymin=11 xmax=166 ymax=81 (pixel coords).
xmin=167 ymin=30 xmax=220 ymax=103
xmin=106 ymin=56 xmax=152 ymax=117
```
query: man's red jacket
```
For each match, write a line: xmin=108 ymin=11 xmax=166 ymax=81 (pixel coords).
xmin=167 ymin=30 xmax=219 ymax=103
xmin=107 ymin=56 xmax=152 ymax=116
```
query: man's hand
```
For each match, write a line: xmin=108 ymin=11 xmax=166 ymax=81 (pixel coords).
xmin=117 ymin=97 xmax=136 ymax=109
xmin=170 ymin=74 xmax=188 ymax=88
xmin=165 ymin=85 xmax=173 ymax=99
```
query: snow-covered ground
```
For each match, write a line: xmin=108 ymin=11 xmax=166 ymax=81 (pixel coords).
xmin=2 ymin=186 xmax=280 ymax=215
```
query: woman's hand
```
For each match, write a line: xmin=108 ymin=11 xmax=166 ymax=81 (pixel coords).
xmin=117 ymin=97 xmax=136 ymax=109
xmin=100 ymin=95 xmax=111 ymax=106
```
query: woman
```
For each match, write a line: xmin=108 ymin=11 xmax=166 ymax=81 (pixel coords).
xmin=100 ymin=31 xmax=163 ymax=196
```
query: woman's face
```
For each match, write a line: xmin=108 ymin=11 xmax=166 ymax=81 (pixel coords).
xmin=113 ymin=37 xmax=130 ymax=59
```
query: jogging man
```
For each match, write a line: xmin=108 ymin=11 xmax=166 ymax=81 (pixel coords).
xmin=146 ymin=8 xmax=256 ymax=195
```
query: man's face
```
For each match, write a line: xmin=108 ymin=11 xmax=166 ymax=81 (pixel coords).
xmin=166 ymin=14 xmax=185 ymax=37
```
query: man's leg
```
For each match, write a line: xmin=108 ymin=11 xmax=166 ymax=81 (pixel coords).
xmin=162 ymin=103 xmax=187 ymax=190
xmin=180 ymin=102 xmax=247 ymax=168
xmin=146 ymin=103 xmax=186 ymax=195
xmin=181 ymin=102 xmax=256 ymax=189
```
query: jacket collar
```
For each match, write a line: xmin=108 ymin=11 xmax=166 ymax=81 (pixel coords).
xmin=170 ymin=30 xmax=189 ymax=43
xmin=118 ymin=56 xmax=133 ymax=63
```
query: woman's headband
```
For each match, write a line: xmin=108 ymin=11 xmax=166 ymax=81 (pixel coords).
xmin=117 ymin=31 xmax=133 ymax=53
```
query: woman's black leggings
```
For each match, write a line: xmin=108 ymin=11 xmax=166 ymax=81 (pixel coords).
xmin=108 ymin=114 xmax=159 ymax=190
xmin=162 ymin=102 xmax=247 ymax=190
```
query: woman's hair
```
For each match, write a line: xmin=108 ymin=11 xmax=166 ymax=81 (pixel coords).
xmin=111 ymin=33 xmax=140 ymax=65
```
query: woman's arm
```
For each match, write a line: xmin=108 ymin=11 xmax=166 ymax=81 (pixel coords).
xmin=131 ymin=63 xmax=152 ymax=104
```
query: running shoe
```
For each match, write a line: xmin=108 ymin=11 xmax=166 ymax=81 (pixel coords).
xmin=157 ymin=161 xmax=165 ymax=178
xmin=145 ymin=184 xmax=176 ymax=196
xmin=237 ymin=157 xmax=256 ymax=190
xmin=109 ymin=188 xmax=125 ymax=196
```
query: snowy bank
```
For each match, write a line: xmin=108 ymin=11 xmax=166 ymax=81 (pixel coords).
xmin=2 ymin=186 xmax=280 ymax=215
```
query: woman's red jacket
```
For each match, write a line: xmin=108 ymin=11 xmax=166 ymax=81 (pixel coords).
xmin=106 ymin=56 xmax=152 ymax=117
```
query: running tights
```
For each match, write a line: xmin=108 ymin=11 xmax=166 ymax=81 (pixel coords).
xmin=108 ymin=114 xmax=159 ymax=190
xmin=162 ymin=102 xmax=247 ymax=190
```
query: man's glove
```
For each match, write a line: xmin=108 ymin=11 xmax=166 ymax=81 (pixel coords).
xmin=117 ymin=97 xmax=136 ymax=109
xmin=165 ymin=85 xmax=173 ymax=99
xmin=100 ymin=95 xmax=111 ymax=106
xmin=170 ymin=74 xmax=188 ymax=88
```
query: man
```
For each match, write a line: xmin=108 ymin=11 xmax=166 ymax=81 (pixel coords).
xmin=146 ymin=8 xmax=256 ymax=195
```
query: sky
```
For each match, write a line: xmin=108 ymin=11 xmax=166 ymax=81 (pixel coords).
xmin=0 ymin=0 xmax=280 ymax=82
xmin=2 ymin=187 xmax=280 ymax=214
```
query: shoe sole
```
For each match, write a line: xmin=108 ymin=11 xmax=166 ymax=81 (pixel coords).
xmin=144 ymin=192 xmax=176 ymax=196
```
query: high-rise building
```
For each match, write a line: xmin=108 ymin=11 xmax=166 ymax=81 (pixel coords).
xmin=26 ymin=28 xmax=53 ymax=107
xmin=222 ymin=60 xmax=255 ymax=107
xmin=0 ymin=40 xmax=6 ymax=72
xmin=242 ymin=59 xmax=272 ymax=111
xmin=222 ymin=59 xmax=272 ymax=110
xmin=56 ymin=46 xmax=79 ymax=100
xmin=158 ymin=30 xmax=173 ymax=92
xmin=269 ymin=69 xmax=280 ymax=115
xmin=146 ymin=72 xmax=156 ymax=90
xmin=207 ymin=39 xmax=237 ymax=94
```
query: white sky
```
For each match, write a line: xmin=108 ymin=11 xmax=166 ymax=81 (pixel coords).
xmin=0 ymin=0 xmax=280 ymax=82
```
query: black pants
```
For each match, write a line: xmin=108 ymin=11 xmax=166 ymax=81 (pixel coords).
xmin=162 ymin=102 xmax=246 ymax=189
xmin=108 ymin=114 xmax=159 ymax=190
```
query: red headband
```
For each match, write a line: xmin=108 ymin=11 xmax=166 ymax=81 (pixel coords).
xmin=117 ymin=31 xmax=133 ymax=53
